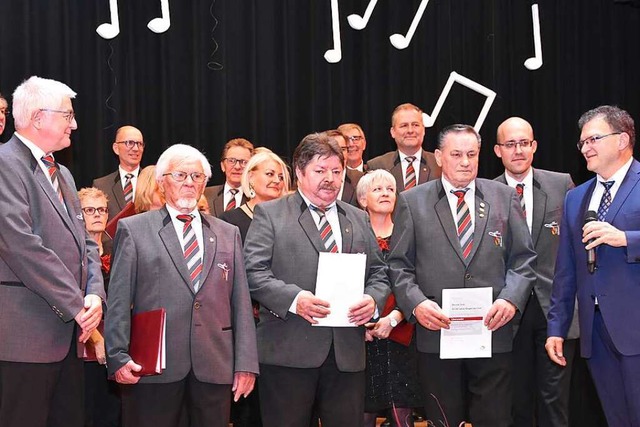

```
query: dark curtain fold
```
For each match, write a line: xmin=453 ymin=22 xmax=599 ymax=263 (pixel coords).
xmin=1 ymin=0 xmax=639 ymax=189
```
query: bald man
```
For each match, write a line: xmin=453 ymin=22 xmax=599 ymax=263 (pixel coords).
xmin=93 ymin=126 xmax=146 ymax=220
xmin=493 ymin=117 xmax=577 ymax=427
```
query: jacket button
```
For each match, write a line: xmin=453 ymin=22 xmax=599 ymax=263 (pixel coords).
xmin=194 ymin=302 xmax=201 ymax=310
xmin=465 ymin=273 xmax=472 ymax=280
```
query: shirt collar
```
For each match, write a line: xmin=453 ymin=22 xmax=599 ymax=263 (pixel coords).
xmin=597 ymin=156 xmax=633 ymax=186
xmin=504 ymin=168 xmax=533 ymax=189
xmin=165 ymin=203 xmax=201 ymax=223
xmin=14 ymin=132 xmax=47 ymax=160
xmin=441 ymin=176 xmax=476 ymax=195
xmin=297 ymin=189 xmax=337 ymax=211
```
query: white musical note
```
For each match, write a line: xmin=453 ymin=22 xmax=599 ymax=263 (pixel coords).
xmin=389 ymin=0 xmax=431 ymax=50
xmin=147 ymin=0 xmax=171 ymax=34
xmin=96 ymin=0 xmax=120 ymax=40
xmin=421 ymin=71 xmax=497 ymax=132
xmin=347 ymin=0 xmax=379 ymax=31
xmin=524 ymin=4 xmax=543 ymax=70
xmin=324 ymin=0 xmax=342 ymax=63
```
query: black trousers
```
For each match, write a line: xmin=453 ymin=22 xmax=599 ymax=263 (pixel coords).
xmin=259 ymin=347 xmax=365 ymax=427
xmin=418 ymin=352 xmax=512 ymax=427
xmin=0 ymin=340 xmax=84 ymax=427
xmin=120 ymin=370 xmax=231 ymax=427
xmin=511 ymin=293 xmax=576 ymax=427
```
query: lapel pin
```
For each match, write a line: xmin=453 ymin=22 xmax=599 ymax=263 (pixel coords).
xmin=76 ymin=214 xmax=84 ymax=220
xmin=544 ymin=221 xmax=560 ymax=236
xmin=209 ymin=237 xmax=215 ymax=242
xmin=479 ymin=213 xmax=485 ymax=218
xmin=217 ymin=262 xmax=230 ymax=281
xmin=479 ymin=202 xmax=486 ymax=208
xmin=488 ymin=230 xmax=503 ymax=247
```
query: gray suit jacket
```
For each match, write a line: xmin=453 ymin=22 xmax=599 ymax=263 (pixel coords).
xmin=204 ymin=184 xmax=249 ymax=217
xmin=366 ymin=149 xmax=441 ymax=192
xmin=93 ymin=170 xmax=126 ymax=221
xmin=388 ymin=178 xmax=537 ymax=353
xmin=0 ymin=135 xmax=105 ymax=363
xmin=243 ymin=192 xmax=390 ymax=372
xmin=341 ymin=169 xmax=364 ymax=208
xmin=495 ymin=168 xmax=579 ymax=339
xmin=105 ymin=207 xmax=259 ymax=384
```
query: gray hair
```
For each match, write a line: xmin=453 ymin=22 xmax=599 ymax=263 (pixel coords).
xmin=437 ymin=124 xmax=482 ymax=149
xmin=356 ymin=169 xmax=396 ymax=204
xmin=578 ymin=105 xmax=635 ymax=148
xmin=12 ymin=76 xmax=76 ymax=130
xmin=155 ymin=144 xmax=212 ymax=181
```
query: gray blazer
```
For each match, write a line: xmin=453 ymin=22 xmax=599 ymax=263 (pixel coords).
xmin=105 ymin=207 xmax=259 ymax=384
xmin=366 ymin=149 xmax=441 ymax=192
xmin=341 ymin=169 xmax=364 ymax=208
xmin=204 ymin=184 xmax=249 ymax=218
xmin=93 ymin=170 xmax=127 ymax=221
xmin=243 ymin=192 xmax=390 ymax=372
xmin=388 ymin=178 xmax=537 ymax=353
xmin=495 ymin=168 xmax=579 ymax=339
xmin=0 ymin=135 xmax=105 ymax=363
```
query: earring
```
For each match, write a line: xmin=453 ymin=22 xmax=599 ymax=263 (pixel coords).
xmin=249 ymin=183 xmax=256 ymax=198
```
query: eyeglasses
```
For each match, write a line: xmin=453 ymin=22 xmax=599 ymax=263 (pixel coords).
xmin=40 ymin=109 xmax=75 ymax=123
xmin=163 ymin=171 xmax=207 ymax=183
xmin=223 ymin=158 xmax=249 ymax=167
xmin=347 ymin=135 xmax=363 ymax=142
xmin=576 ymin=132 xmax=621 ymax=151
xmin=0 ymin=108 xmax=9 ymax=116
xmin=81 ymin=207 xmax=108 ymax=215
xmin=115 ymin=140 xmax=145 ymax=149
xmin=496 ymin=139 xmax=534 ymax=150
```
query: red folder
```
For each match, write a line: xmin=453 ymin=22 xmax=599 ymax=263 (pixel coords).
xmin=382 ymin=294 xmax=414 ymax=346
xmin=129 ymin=308 xmax=166 ymax=376
xmin=105 ymin=201 xmax=136 ymax=239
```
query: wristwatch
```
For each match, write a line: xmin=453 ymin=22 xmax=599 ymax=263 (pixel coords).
xmin=389 ymin=318 xmax=398 ymax=328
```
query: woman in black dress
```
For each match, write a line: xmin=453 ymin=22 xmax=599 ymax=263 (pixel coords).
xmin=357 ymin=170 xmax=422 ymax=427
xmin=219 ymin=148 xmax=291 ymax=427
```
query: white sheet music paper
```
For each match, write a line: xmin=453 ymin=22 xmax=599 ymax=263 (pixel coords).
xmin=440 ymin=287 xmax=492 ymax=359
xmin=421 ymin=71 xmax=497 ymax=132
xmin=313 ymin=252 xmax=366 ymax=327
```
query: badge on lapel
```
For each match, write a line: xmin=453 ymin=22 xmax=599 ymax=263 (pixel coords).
xmin=544 ymin=221 xmax=560 ymax=236
xmin=217 ymin=262 xmax=230 ymax=281
xmin=76 ymin=214 xmax=84 ymax=221
xmin=478 ymin=202 xmax=486 ymax=218
xmin=488 ymin=230 xmax=503 ymax=247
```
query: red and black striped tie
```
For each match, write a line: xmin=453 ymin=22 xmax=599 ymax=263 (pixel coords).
xmin=225 ymin=188 xmax=239 ymax=211
xmin=452 ymin=189 xmax=473 ymax=259
xmin=41 ymin=155 xmax=64 ymax=204
xmin=404 ymin=156 xmax=417 ymax=191
xmin=311 ymin=206 xmax=338 ymax=253
xmin=177 ymin=214 xmax=203 ymax=291
xmin=123 ymin=173 xmax=134 ymax=203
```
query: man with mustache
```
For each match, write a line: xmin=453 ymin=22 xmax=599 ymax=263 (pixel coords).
xmin=493 ymin=117 xmax=577 ymax=427
xmin=105 ymin=144 xmax=259 ymax=427
xmin=367 ymin=103 xmax=441 ymax=192
xmin=244 ymin=133 xmax=390 ymax=427
xmin=93 ymin=125 xmax=146 ymax=220
xmin=389 ymin=124 xmax=536 ymax=427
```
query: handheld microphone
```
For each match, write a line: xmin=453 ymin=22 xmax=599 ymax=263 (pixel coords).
xmin=584 ymin=210 xmax=597 ymax=274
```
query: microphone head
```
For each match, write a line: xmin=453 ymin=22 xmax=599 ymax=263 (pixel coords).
xmin=584 ymin=210 xmax=598 ymax=223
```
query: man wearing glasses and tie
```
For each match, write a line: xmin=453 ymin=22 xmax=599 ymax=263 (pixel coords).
xmin=493 ymin=117 xmax=576 ymax=427
xmin=105 ymin=143 xmax=258 ymax=427
xmin=93 ymin=125 xmax=145 ymax=220
xmin=204 ymin=138 xmax=254 ymax=217
xmin=547 ymin=105 xmax=640 ymax=427
xmin=0 ymin=76 xmax=105 ymax=427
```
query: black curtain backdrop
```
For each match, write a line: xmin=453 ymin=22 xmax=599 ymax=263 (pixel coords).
xmin=1 ymin=0 xmax=640 ymax=189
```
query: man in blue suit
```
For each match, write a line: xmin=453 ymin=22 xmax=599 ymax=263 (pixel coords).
xmin=547 ymin=105 xmax=640 ymax=427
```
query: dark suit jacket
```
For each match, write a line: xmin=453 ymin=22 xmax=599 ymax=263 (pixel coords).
xmin=495 ymin=168 xmax=579 ymax=339
xmin=105 ymin=207 xmax=259 ymax=384
xmin=243 ymin=192 xmax=390 ymax=372
xmin=93 ymin=170 xmax=126 ymax=221
xmin=388 ymin=178 xmax=537 ymax=353
xmin=548 ymin=160 xmax=640 ymax=357
xmin=0 ymin=135 xmax=105 ymax=363
xmin=341 ymin=169 xmax=364 ymax=208
xmin=366 ymin=149 xmax=441 ymax=192
xmin=204 ymin=184 xmax=249 ymax=218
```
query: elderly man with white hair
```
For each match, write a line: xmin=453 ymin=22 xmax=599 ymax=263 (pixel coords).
xmin=105 ymin=144 xmax=259 ymax=427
